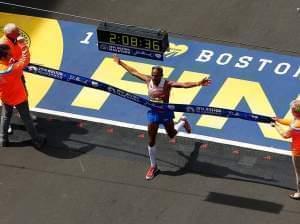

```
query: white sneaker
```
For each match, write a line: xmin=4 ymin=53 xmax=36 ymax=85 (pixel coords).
xmin=180 ymin=116 xmax=192 ymax=133
xmin=31 ymin=114 xmax=37 ymax=121
xmin=8 ymin=125 xmax=13 ymax=135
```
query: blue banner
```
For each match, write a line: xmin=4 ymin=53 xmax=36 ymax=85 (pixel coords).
xmin=25 ymin=64 xmax=273 ymax=123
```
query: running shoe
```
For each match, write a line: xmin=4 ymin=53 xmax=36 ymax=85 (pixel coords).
xmin=180 ymin=116 xmax=192 ymax=133
xmin=145 ymin=166 xmax=160 ymax=180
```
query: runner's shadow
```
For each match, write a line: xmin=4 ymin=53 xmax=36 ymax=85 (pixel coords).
xmin=160 ymin=148 xmax=264 ymax=179
xmin=159 ymin=142 xmax=293 ymax=189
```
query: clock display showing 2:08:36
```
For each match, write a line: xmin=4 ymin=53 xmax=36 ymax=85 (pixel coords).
xmin=106 ymin=32 xmax=162 ymax=51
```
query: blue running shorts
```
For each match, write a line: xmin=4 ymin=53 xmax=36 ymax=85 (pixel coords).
xmin=147 ymin=109 xmax=175 ymax=124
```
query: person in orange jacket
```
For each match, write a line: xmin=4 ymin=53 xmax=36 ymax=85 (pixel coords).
xmin=273 ymin=98 xmax=300 ymax=199
xmin=0 ymin=37 xmax=46 ymax=149
xmin=0 ymin=23 xmax=36 ymax=135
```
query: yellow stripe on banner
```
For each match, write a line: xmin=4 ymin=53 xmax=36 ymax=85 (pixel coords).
xmin=0 ymin=12 xmax=63 ymax=108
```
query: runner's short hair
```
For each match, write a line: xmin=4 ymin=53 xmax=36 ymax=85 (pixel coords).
xmin=152 ymin=65 xmax=163 ymax=74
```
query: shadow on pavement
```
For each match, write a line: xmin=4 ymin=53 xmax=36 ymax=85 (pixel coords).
xmin=205 ymin=192 xmax=283 ymax=214
xmin=160 ymin=142 xmax=295 ymax=190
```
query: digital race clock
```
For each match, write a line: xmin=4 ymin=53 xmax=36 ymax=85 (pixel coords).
xmin=97 ymin=21 xmax=169 ymax=61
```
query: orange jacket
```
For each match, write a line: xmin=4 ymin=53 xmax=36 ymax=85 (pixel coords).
xmin=0 ymin=35 xmax=22 ymax=61
xmin=276 ymin=118 xmax=300 ymax=156
xmin=291 ymin=121 xmax=300 ymax=156
xmin=0 ymin=43 xmax=30 ymax=106
xmin=291 ymin=128 xmax=300 ymax=156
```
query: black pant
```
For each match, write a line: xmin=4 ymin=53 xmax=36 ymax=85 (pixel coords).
xmin=0 ymin=101 xmax=39 ymax=143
